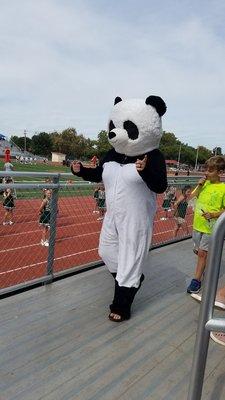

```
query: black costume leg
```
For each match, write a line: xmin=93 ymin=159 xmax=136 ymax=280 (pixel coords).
xmin=109 ymin=274 xmax=145 ymax=321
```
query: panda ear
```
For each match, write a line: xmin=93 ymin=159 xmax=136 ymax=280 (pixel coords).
xmin=114 ymin=96 xmax=122 ymax=105
xmin=145 ymin=96 xmax=167 ymax=116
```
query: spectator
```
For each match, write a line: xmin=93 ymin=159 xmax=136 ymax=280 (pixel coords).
xmin=97 ymin=185 xmax=106 ymax=221
xmin=187 ymin=156 xmax=225 ymax=294
xmin=93 ymin=186 xmax=100 ymax=213
xmin=39 ymin=189 xmax=52 ymax=246
xmin=2 ymin=187 xmax=15 ymax=225
xmin=4 ymin=160 xmax=14 ymax=173
xmin=160 ymin=186 xmax=176 ymax=220
xmin=173 ymin=185 xmax=192 ymax=237
xmin=3 ymin=161 xmax=14 ymax=185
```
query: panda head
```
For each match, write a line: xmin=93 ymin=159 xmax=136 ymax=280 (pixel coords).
xmin=108 ymin=95 xmax=166 ymax=156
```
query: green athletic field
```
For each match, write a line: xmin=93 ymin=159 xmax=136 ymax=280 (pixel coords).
xmin=0 ymin=160 xmax=94 ymax=198
xmin=0 ymin=160 xmax=70 ymax=174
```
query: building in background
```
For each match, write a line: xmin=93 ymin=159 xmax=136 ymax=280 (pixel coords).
xmin=51 ymin=152 xmax=66 ymax=163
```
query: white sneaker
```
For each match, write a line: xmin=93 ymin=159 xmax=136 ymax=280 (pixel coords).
xmin=9 ymin=221 xmax=14 ymax=225
xmin=3 ymin=221 xmax=8 ymax=226
xmin=190 ymin=293 xmax=202 ymax=302
xmin=41 ymin=239 xmax=45 ymax=246
xmin=191 ymin=293 xmax=225 ymax=310
xmin=44 ymin=240 xmax=49 ymax=247
xmin=97 ymin=217 xmax=104 ymax=221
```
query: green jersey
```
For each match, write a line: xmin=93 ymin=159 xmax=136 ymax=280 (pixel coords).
xmin=193 ymin=180 xmax=225 ymax=234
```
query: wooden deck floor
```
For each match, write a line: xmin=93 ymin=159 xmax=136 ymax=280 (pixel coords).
xmin=1 ymin=240 xmax=225 ymax=400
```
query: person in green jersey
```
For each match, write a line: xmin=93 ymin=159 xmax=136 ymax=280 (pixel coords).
xmin=187 ymin=156 xmax=225 ymax=294
xmin=173 ymin=185 xmax=192 ymax=237
xmin=39 ymin=189 xmax=52 ymax=247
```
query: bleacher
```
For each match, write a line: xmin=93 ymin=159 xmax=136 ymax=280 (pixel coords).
xmin=0 ymin=133 xmax=44 ymax=160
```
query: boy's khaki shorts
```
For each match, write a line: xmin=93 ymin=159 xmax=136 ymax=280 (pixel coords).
xmin=192 ymin=230 xmax=211 ymax=252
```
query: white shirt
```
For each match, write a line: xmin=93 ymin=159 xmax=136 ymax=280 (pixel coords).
xmin=4 ymin=162 xmax=14 ymax=172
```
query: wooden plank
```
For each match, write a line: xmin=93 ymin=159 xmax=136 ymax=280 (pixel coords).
xmin=1 ymin=240 xmax=225 ymax=400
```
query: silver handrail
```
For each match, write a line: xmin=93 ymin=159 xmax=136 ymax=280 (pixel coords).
xmin=187 ymin=212 xmax=225 ymax=400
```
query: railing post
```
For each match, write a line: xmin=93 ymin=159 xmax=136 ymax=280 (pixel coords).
xmin=187 ymin=213 xmax=225 ymax=400
xmin=46 ymin=175 xmax=60 ymax=280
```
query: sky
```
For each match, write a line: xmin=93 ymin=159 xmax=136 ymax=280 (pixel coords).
xmin=0 ymin=0 xmax=225 ymax=151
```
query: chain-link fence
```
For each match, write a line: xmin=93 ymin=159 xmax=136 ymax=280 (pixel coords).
xmin=0 ymin=171 xmax=199 ymax=295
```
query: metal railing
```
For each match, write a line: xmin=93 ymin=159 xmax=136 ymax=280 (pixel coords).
xmin=187 ymin=212 xmax=225 ymax=400
xmin=0 ymin=171 xmax=199 ymax=296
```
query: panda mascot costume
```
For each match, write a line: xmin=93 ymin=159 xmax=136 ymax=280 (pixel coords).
xmin=71 ymin=95 xmax=167 ymax=322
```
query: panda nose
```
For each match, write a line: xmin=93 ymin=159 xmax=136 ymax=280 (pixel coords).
xmin=108 ymin=132 xmax=116 ymax=139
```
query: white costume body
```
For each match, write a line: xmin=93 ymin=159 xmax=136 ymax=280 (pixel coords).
xmin=99 ymin=161 xmax=156 ymax=288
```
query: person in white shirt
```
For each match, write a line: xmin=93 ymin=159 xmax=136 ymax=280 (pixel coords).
xmin=4 ymin=161 xmax=14 ymax=172
xmin=3 ymin=162 xmax=16 ymax=198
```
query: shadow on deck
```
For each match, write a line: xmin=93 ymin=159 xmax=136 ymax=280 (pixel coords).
xmin=1 ymin=240 xmax=225 ymax=400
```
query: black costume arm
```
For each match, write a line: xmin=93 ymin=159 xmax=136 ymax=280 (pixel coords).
xmin=70 ymin=149 xmax=116 ymax=182
xmin=71 ymin=162 xmax=103 ymax=182
xmin=138 ymin=149 xmax=167 ymax=193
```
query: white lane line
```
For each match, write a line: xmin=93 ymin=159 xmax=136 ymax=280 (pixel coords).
xmin=9 ymin=210 xmax=94 ymax=222
xmin=0 ymin=212 xmax=96 ymax=228
xmin=0 ymin=220 xmax=100 ymax=239
xmin=0 ymin=231 xmax=100 ymax=253
xmin=153 ymin=224 xmax=192 ymax=236
xmin=0 ymin=248 xmax=99 ymax=275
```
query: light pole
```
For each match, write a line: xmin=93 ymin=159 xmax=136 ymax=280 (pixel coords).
xmin=177 ymin=142 xmax=181 ymax=169
xmin=24 ymin=129 xmax=27 ymax=153
xmin=195 ymin=146 xmax=199 ymax=170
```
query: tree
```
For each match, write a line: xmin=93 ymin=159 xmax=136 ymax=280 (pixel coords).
xmin=96 ymin=130 xmax=112 ymax=158
xmin=82 ymin=138 xmax=97 ymax=159
xmin=198 ymin=146 xmax=213 ymax=163
xmin=60 ymin=128 xmax=78 ymax=157
xmin=31 ymin=132 xmax=53 ymax=157
xmin=159 ymin=131 xmax=213 ymax=166
xmin=10 ymin=135 xmax=32 ymax=151
xmin=50 ymin=128 xmax=96 ymax=160
xmin=51 ymin=128 xmax=77 ymax=158
xmin=213 ymin=147 xmax=222 ymax=156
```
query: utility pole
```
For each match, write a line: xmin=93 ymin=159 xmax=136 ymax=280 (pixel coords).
xmin=24 ymin=129 xmax=27 ymax=153
xmin=195 ymin=146 xmax=199 ymax=170
xmin=177 ymin=142 xmax=181 ymax=169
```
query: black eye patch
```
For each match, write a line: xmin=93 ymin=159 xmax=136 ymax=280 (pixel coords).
xmin=109 ymin=120 xmax=115 ymax=131
xmin=123 ymin=120 xmax=139 ymax=140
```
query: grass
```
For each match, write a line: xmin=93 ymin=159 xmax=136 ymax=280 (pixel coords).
xmin=0 ymin=160 xmax=94 ymax=198
xmin=16 ymin=186 xmax=94 ymax=199
xmin=0 ymin=160 xmax=70 ymax=173
xmin=0 ymin=160 xmax=81 ymax=182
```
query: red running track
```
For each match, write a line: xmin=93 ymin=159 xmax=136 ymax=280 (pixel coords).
xmin=0 ymin=195 xmax=193 ymax=290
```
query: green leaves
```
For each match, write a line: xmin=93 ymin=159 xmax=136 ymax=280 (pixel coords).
xmin=159 ymin=132 xmax=213 ymax=166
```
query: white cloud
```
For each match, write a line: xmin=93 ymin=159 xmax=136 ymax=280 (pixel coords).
xmin=0 ymin=0 xmax=225 ymax=150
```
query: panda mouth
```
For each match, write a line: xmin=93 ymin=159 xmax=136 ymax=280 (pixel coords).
xmin=109 ymin=136 xmax=117 ymax=144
